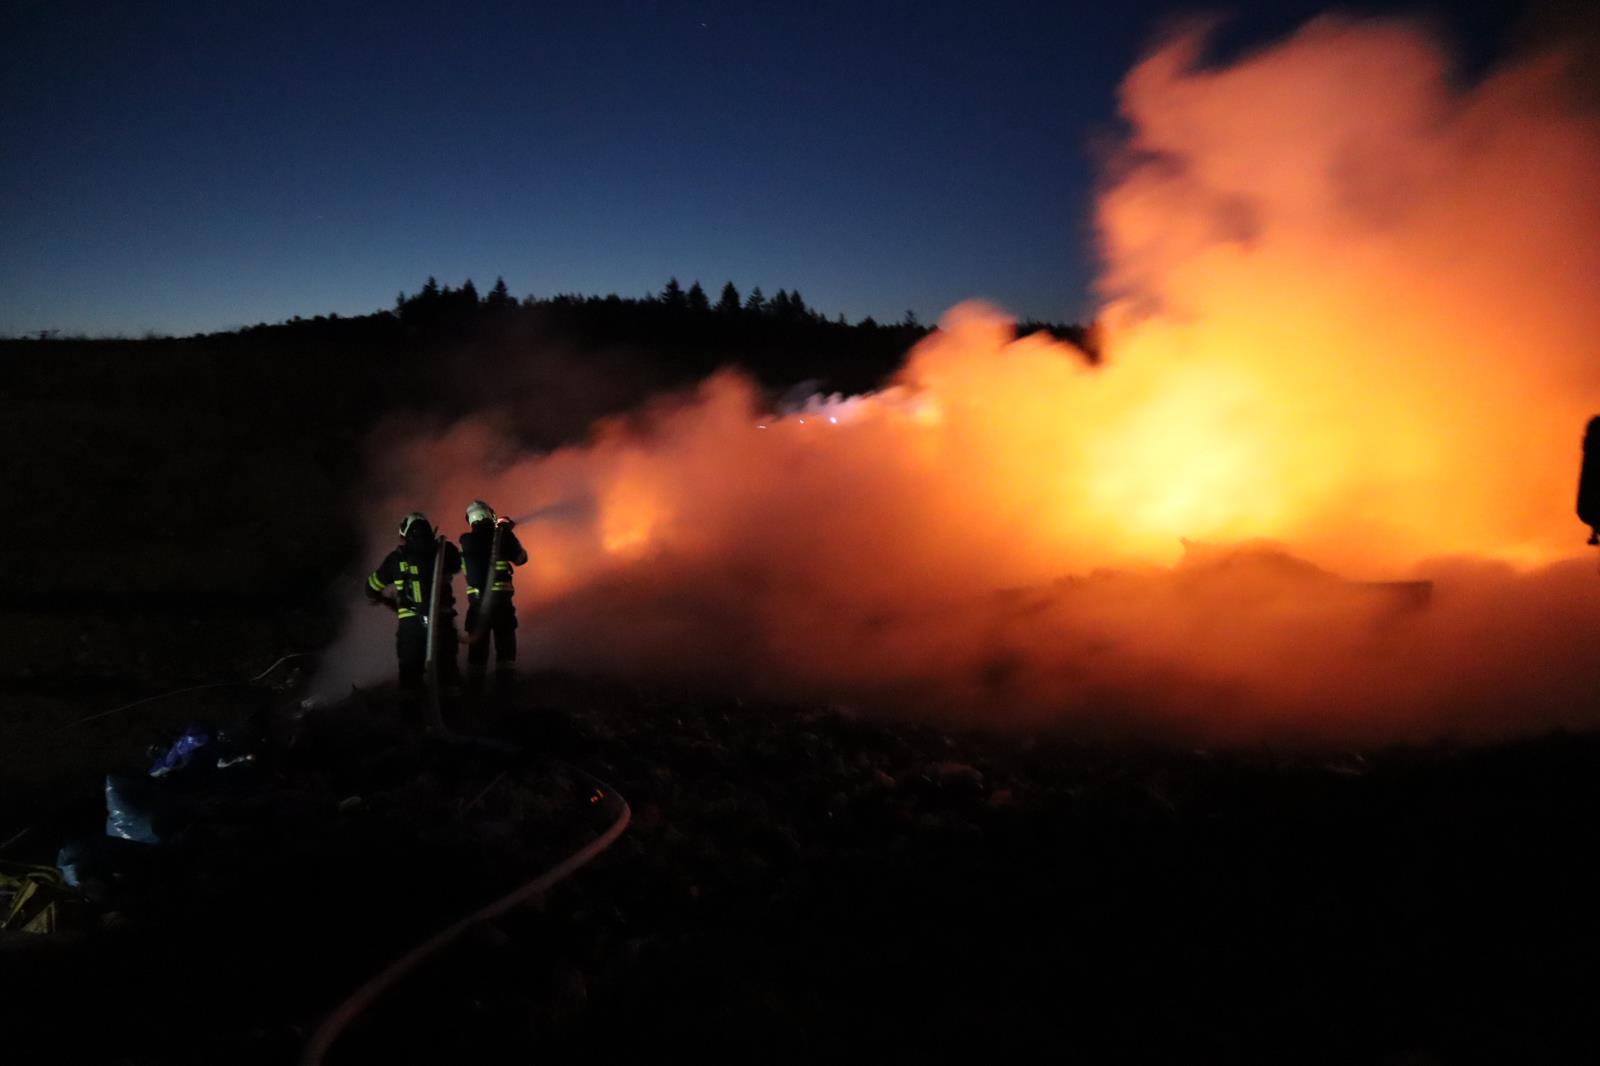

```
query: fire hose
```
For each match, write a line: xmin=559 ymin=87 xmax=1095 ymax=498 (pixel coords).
xmin=463 ymin=519 xmax=506 ymax=647
xmin=316 ymin=539 xmax=634 ymax=1061
xmin=298 ymin=764 xmax=631 ymax=1065
xmin=423 ymin=534 xmax=450 ymax=734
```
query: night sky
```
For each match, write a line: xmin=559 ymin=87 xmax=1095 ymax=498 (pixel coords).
xmin=1 ymin=1 xmax=1535 ymax=337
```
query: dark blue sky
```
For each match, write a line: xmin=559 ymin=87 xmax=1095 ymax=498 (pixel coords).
xmin=0 ymin=1 xmax=1534 ymax=336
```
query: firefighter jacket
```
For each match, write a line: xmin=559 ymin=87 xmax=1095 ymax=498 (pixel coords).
xmin=366 ymin=540 xmax=462 ymax=620
xmin=459 ymin=522 xmax=528 ymax=599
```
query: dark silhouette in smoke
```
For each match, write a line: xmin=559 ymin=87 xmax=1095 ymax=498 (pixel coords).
xmin=1576 ymin=415 xmax=1600 ymax=544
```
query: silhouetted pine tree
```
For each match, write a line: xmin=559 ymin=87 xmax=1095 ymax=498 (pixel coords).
xmin=744 ymin=286 xmax=766 ymax=314
xmin=486 ymin=276 xmax=512 ymax=309
xmin=717 ymin=281 xmax=741 ymax=314
xmin=770 ymin=289 xmax=791 ymax=317
xmin=687 ymin=281 xmax=710 ymax=313
xmin=789 ymin=288 xmax=809 ymax=319
xmin=461 ymin=278 xmax=479 ymax=304
xmin=661 ymin=277 xmax=686 ymax=309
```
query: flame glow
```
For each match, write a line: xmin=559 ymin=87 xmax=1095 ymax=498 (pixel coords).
xmin=329 ymin=16 xmax=1600 ymax=743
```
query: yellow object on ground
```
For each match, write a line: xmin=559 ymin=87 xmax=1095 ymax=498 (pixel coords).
xmin=0 ymin=862 xmax=77 ymax=934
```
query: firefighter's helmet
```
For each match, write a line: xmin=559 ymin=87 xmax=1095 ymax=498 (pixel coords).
xmin=466 ymin=500 xmax=496 ymax=526
xmin=398 ymin=511 xmax=432 ymax=540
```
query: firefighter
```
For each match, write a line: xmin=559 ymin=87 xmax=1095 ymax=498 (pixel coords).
xmin=459 ymin=500 xmax=529 ymax=688
xmin=365 ymin=511 xmax=463 ymax=690
xmin=1579 ymin=415 xmax=1600 ymax=545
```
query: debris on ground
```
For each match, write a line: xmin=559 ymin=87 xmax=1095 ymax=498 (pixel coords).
xmin=1 ymin=669 xmax=1598 ymax=1065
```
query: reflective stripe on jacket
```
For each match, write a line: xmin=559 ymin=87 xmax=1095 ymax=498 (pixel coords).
xmin=460 ymin=524 xmax=527 ymax=598
xmin=366 ymin=541 xmax=461 ymax=619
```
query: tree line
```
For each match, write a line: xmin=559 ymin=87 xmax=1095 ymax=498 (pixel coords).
xmin=384 ymin=274 xmax=1092 ymax=387
xmin=10 ymin=275 xmax=1092 ymax=376
xmin=394 ymin=274 xmax=923 ymax=330
xmin=8 ymin=274 xmax=1093 ymax=398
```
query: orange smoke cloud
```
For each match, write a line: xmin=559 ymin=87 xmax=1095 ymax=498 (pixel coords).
xmin=1096 ymin=17 xmax=1600 ymax=573
xmin=323 ymin=15 xmax=1600 ymax=744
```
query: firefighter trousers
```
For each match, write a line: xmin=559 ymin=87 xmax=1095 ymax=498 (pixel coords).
xmin=396 ymin=614 xmax=460 ymax=690
xmin=466 ymin=597 xmax=518 ymax=667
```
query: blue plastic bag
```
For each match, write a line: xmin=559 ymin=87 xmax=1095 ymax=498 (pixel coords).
xmin=148 ymin=725 xmax=211 ymax=778
xmin=104 ymin=775 xmax=163 ymax=844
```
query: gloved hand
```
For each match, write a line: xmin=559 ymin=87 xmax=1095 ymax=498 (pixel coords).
xmin=367 ymin=592 xmax=397 ymax=612
xmin=496 ymin=515 xmax=515 ymax=529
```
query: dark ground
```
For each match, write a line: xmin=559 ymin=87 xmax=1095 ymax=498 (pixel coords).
xmin=388 ymin=682 xmax=1600 ymax=1066
xmin=3 ymin=323 xmax=1598 ymax=1063
xmin=3 ymin=672 xmax=1598 ymax=1065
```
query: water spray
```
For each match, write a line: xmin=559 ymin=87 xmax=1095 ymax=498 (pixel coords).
xmin=463 ymin=499 xmax=591 ymax=645
xmin=508 ymin=497 xmax=596 ymax=526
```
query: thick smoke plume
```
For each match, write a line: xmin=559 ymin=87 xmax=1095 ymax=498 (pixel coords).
xmin=319 ymin=16 xmax=1600 ymax=745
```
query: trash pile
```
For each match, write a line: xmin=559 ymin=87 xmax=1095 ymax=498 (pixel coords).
xmin=0 ymin=861 xmax=80 ymax=934
xmin=3 ymin=721 xmax=261 ymax=940
xmin=0 ymin=681 xmax=604 ymax=1065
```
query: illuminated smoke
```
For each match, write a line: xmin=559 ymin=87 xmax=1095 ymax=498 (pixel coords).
xmin=317 ymin=16 xmax=1600 ymax=744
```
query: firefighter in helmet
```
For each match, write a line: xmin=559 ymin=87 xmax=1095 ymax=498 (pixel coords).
xmin=459 ymin=500 xmax=529 ymax=688
xmin=365 ymin=511 xmax=463 ymax=690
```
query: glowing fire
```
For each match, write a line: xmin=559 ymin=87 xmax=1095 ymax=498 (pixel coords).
xmin=352 ymin=15 xmax=1600 ymax=742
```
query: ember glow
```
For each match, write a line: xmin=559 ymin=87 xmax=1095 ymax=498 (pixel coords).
xmin=326 ymin=16 xmax=1600 ymax=743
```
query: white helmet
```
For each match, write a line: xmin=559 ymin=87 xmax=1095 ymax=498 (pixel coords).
xmin=398 ymin=511 xmax=432 ymax=539
xmin=465 ymin=500 xmax=496 ymax=526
